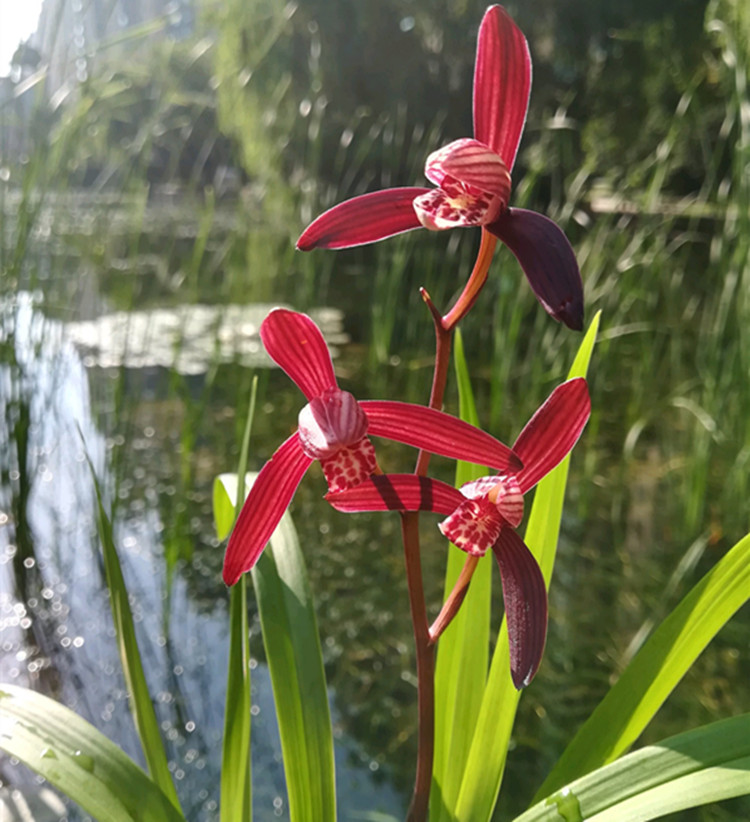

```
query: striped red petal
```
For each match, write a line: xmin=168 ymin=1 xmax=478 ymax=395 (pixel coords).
xmin=260 ymin=309 xmax=337 ymax=401
xmin=492 ymin=526 xmax=548 ymax=688
xmin=222 ymin=433 xmax=313 ymax=585
xmin=296 ymin=187 xmax=429 ymax=250
xmin=486 ymin=208 xmax=584 ymax=331
xmin=513 ymin=378 xmax=591 ymax=494
xmin=473 ymin=5 xmax=531 ymax=170
xmin=326 ymin=474 xmax=463 ymax=516
xmin=360 ymin=400 xmax=522 ymax=472
xmin=423 ymin=138 xmax=511 ymax=202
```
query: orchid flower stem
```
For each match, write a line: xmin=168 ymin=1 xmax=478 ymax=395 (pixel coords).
xmin=429 ymin=555 xmax=480 ymax=643
xmin=442 ymin=228 xmax=498 ymax=331
xmin=405 ymin=232 xmax=491 ymax=819
xmin=402 ymin=510 xmax=435 ymax=822
xmin=404 ymin=266 xmax=464 ymax=821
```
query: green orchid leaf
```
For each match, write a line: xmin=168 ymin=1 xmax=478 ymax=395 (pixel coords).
xmin=251 ymin=485 xmax=337 ymax=822
xmin=536 ymin=528 xmax=750 ymax=800
xmin=515 ymin=714 xmax=750 ymax=821
xmin=88 ymin=465 xmax=182 ymax=813
xmin=0 ymin=684 xmax=185 ymax=822
xmin=453 ymin=311 xmax=601 ymax=821
xmin=213 ymin=472 xmax=240 ymax=540
xmin=430 ymin=328 xmax=492 ymax=822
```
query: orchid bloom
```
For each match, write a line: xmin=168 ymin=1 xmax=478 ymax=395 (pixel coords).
xmin=326 ymin=378 xmax=591 ymax=688
xmin=297 ymin=5 xmax=583 ymax=330
xmin=222 ymin=308 xmax=524 ymax=585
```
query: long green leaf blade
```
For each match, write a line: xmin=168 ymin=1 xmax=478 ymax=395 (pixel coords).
xmin=252 ymin=492 xmax=336 ymax=822
xmin=515 ymin=714 xmax=750 ymax=821
xmin=454 ymin=311 xmax=600 ymax=821
xmin=89 ymin=467 xmax=182 ymax=812
xmin=0 ymin=684 xmax=185 ymax=822
xmin=221 ymin=574 xmax=252 ymax=822
xmin=431 ymin=328 xmax=492 ymax=822
xmin=536 ymin=529 xmax=750 ymax=799
xmin=219 ymin=377 xmax=257 ymax=822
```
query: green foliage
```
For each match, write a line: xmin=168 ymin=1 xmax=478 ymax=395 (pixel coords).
xmin=517 ymin=714 xmax=750 ymax=821
xmin=0 ymin=685 xmax=185 ymax=822
xmin=430 ymin=329 xmax=492 ymax=821
xmin=536 ymin=530 xmax=750 ymax=800
xmin=449 ymin=313 xmax=600 ymax=822
xmin=88 ymin=461 xmax=182 ymax=812
xmin=219 ymin=379 xmax=257 ymax=822
xmin=213 ymin=474 xmax=337 ymax=822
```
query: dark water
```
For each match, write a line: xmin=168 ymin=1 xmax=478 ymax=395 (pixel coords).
xmin=2 ymin=197 xmax=750 ymax=822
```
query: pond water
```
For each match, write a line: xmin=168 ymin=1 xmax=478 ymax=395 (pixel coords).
xmin=2 ymin=194 xmax=750 ymax=822
xmin=0 ymin=288 xmax=405 ymax=819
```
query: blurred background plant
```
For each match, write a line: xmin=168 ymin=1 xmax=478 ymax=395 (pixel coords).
xmin=1 ymin=0 xmax=749 ymax=819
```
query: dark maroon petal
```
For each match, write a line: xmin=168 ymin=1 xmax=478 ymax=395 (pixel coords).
xmin=473 ymin=5 xmax=531 ymax=170
xmin=223 ymin=433 xmax=312 ymax=585
xmin=486 ymin=208 xmax=584 ymax=330
xmin=260 ymin=309 xmax=337 ymax=401
xmin=297 ymin=188 xmax=430 ymax=250
xmin=326 ymin=474 xmax=463 ymax=516
xmin=360 ymin=400 xmax=522 ymax=473
xmin=513 ymin=378 xmax=591 ymax=494
xmin=492 ymin=527 xmax=548 ymax=689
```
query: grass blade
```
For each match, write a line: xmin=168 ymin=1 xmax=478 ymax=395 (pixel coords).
xmin=0 ymin=684 xmax=185 ymax=822
xmin=516 ymin=714 xmax=750 ymax=821
xmin=535 ymin=529 xmax=750 ymax=800
xmin=453 ymin=312 xmax=600 ymax=821
xmin=430 ymin=328 xmax=492 ymax=821
xmin=88 ymin=465 xmax=182 ymax=813
xmin=219 ymin=378 xmax=258 ymax=822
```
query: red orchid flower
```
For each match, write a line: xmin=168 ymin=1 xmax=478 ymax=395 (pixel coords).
xmin=325 ymin=378 xmax=591 ymax=688
xmin=222 ymin=308 xmax=524 ymax=585
xmin=297 ymin=5 xmax=583 ymax=331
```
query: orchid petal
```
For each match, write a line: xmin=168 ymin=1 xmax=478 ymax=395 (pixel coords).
xmin=424 ymin=138 xmax=511 ymax=202
xmin=360 ymin=400 xmax=522 ymax=473
xmin=493 ymin=527 xmax=548 ymax=688
xmin=460 ymin=476 xmax=502 ymax=499
xmin=296 ymin=187 xmax=430 ymax=250
xmin=260 ymin=309 xmax=337 ymax=400
xmin=223 ymin=433 xmax=312 ymax=585
xmin=326 ymin=474 xmax=463 ymax=516
xmin=486 ymin=208 xmax=584 ymax=330
xmin=473 ymin=5 xmax=532 ymax=169
xmin=298 ymin=389 xmax=369 ymax=459
xmin=513 ymin=378 xmax=591 ymax=494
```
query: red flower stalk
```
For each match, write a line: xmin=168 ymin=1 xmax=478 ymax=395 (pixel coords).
xmin=326 ymin=378 xmax=591 ymax=688
xmin=222 ymin=308 xmax=523 ymax=585
xmin=297 ymin=6 xmax=583 ymax=331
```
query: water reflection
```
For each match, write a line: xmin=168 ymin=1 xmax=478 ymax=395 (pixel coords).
xmin=64 ymin=303 xmax=348 ymax=373
xmin=0 ymin=292 xmax=404 ymax=819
